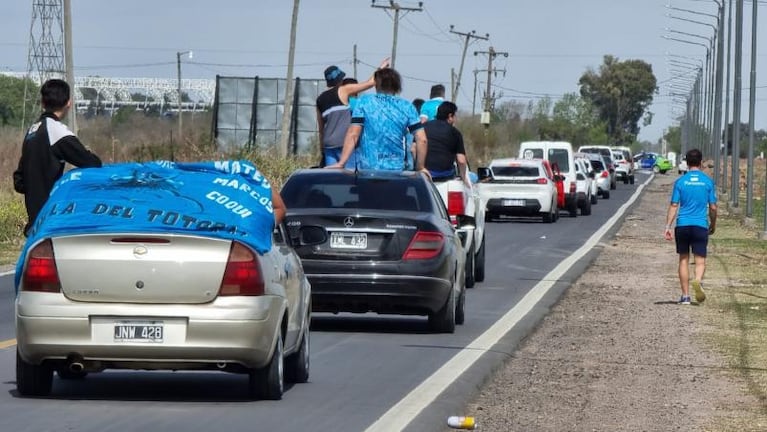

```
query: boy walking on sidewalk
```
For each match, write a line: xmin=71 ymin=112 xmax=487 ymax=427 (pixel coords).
xmin=663 ymin=148 xmax=717 ymax=305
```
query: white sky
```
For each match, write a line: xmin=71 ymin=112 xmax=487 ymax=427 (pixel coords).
xmin=1 ymin=0 xmax=764 ymax=142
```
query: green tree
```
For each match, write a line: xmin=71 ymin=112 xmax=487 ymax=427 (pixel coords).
xmin=0 ymin=75 xmax=40 ymax=127
xmin=579 ymin=55 xmax=657 ymax=145
xmin=664 ymin=125 xmax=682 ymax=155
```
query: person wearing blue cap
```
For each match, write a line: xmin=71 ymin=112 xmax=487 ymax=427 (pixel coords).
xmin=315 ymin=58 xmax=389 ymax=167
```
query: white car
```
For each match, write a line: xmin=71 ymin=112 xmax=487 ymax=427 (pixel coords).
xmin=611 ymin=151 xmax=634 ymax=185
xmin=573 ymin=157 xmax=594 ymax=215
xmin=478 ymin=158 xmax=559 ymax=223
xmin=678 ymin=157 xmax=688 ymax=174
xmin=584 ymin=153 xmax=611 ymax=199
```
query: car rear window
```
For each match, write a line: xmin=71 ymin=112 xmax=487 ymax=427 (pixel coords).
xmin=548 ymin=148 xmax=570 ymax=173
xmin=590 ymin=160 xmax=605 ymax=171
xmin=491 ymin=165 xmax=540 ymax=177
xmin=281 ymin=172 xmax=433 ymax=212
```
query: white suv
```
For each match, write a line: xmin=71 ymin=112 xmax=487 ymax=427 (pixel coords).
xmin=573 ymin=156 xmax=595 ymax=215
xmin=478 ymin=158 xmax=559 ymax=223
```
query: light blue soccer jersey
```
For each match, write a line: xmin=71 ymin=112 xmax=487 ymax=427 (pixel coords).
xmin=671 ymin=170 xmax=716 ymax=228
xmin=351 ymin=94 xmax=423 ymax=170
xmin=419 ymin=97 xmax=444 ymax=121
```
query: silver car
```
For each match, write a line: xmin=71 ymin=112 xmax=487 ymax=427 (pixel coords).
xmin=16 ymin=226 xmax=313 ymax=400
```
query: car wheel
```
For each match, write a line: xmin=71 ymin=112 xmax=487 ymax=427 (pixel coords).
xmin=429 ymin=284 xmax=456 ymax=333
xmin=623 ymin=177 xmax=629 ymax=184
xmin=590 ymin=193 xmax=598 ymax=205
xmin=464 ymin=246 xmax=475 ymax=289
xmin=285 ymin=313 xmax=310 ymax=384
xmin=249 ymin=328 xmax=284 ymax=400
xmin=56 ymin=368 xmax=88 ymax=380
xmin=16 ymin=349 xmax=53 ymax=397
xmin=602 ymin=190 xmax=610 ymax=199
xmin=652 ymin=165 xmax=660 ymax=173
xmin=610 ymin=180 xmax=617 ymax=190
xmin=629 ymin=175 xmax=635 ymax=185
xmin=568 ymin=201 xmax=577 ymax=218
xmin=581 ymin=197 xmax=592 ymax=216
xmin=542 ymin=210 xmax=553 ymax=223
xmin=474 ymin=234 xmax=486 ymax=282
xmin=661 ymin=170 xmax=668 ymax=175
xmin=455 ymin=287 xmax=466 ymax=325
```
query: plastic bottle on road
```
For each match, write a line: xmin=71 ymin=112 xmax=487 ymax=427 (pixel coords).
xmin=447 ymin=416 xmax=477 ymax=429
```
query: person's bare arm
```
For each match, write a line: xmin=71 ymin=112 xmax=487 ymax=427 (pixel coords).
xmin=413 ymin=129 xmax=428 ymax=172
xmin=326 ymin=125 xmax=361 ymax=169
xmin=272 ymin=190 xmax=287 ymax=226
xmin=664 ymin=203 xmax=679 ymax=240
xmin=338 ymin=57 xmax=390 ymax=104
xmin=456 ymin=153 xmax=469 ymax=184
xmin=708 ymin=203 xmax=717 ymax=235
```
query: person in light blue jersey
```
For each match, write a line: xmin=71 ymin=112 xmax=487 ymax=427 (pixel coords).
xmin=327 ymin=68 xmax=428 ymax=173
xmin=664 ymin=148 xmax=717 ymax=305
xmin=419 ymin=84 xmax=445 ymax=122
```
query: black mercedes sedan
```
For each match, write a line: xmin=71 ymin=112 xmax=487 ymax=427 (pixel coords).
xmin=281 ymin=169 xmax=466 ymax=333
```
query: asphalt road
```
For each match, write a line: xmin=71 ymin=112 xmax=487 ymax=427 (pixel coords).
xmin=0 ymin=172 xmax=650 ymax=432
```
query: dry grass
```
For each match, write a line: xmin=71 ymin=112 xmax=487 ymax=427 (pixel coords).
xmin=0 ymin=111 xmax=314 ymax=265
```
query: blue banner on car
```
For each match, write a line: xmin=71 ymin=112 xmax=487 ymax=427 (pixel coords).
xmin=16 ymin=160 xmax=275 ymax=289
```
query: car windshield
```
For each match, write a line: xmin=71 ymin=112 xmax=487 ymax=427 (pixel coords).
xmin=590 ymin=160 xmax=605 ymax=171
xmin=548 ymin=148 xmax=570 ymax=173
xmin=491 ymin=165 xmax=539 ymax=177
xmin=282 ymin=171 xmax=432 ymax=212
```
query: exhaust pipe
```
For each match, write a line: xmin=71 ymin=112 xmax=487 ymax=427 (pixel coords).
xmin=69 ymin=361 xmax=84 ymax=373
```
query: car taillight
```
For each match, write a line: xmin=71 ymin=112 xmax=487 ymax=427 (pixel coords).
xmin=22 ymin=239 xmax=62 ymax=293
xmin=569 ymin=181 xmax=576 ymax=194
xmin=447 ymin=191 xmax=464 ymax=225
xmin=219 ymin=242 xmax=264 ymax=296
xmin=536 ymin=178 xmax=548 ymax=185
xmin=403 ymin=231 xmax=444 ymax=260
xmin=601 ymin=171 xmax=609 ymax=178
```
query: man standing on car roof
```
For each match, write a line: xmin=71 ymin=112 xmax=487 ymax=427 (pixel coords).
xmin=423 ymin=101 xmax=468 ymax=184
xmin=327 ymin=68 xmax=428 ymax=174
xmin=13 ymin=79 xmax=102 ymax=236
xmin=663 ymin=148 xmax=717 ymax=305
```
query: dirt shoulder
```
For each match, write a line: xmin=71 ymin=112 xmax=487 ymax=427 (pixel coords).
xmin=464 ymin=173 xmax=765 ymax=432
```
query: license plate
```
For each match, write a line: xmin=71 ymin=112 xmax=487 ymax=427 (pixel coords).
xmin=330 ymin=232 xmax=367 ymax=249
xmin=502 ymin=199 xmax=525 ymax=206
xmin=114 ymin=321 xmax=164 ymax=343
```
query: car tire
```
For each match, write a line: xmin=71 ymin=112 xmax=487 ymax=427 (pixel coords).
xmin=285 ymin=314 xmax=310 ymax=384
xmin=623 ymin=177 xmax=629 ymax=184
xmin=16 ymin=349 xmax=53 ymax=397
xmin=455 ymin=287 xmax=466 ymax=325
xmin=542 ymin=210 xmax=553 ymax=223
xmin=465 ymin=246 xmax=475 ymax=289
xmin=602 ymin=190 xmax=610 ymax=199
xmin=474 ymin=234 xmax=486 ymax=283
xmin=249 ymin=328 xmax=284 ymax=400
xmin=56 ymin=368 xmax=88 ymax=380
xmin=429 ymin=285 xmax=456 ymax=333
xmin=610 ymin=180 xmax=617 ymax=190
xmin=661 ymin=170 xmax=668 ymax=175
xmin=568 ymin=201 xmax=578 ymax=218
xmin=653 ymin=165 xmax=660 ymax=173
xmin=581 ymin=197 xmax=592 ymax=216
xmin=629 ymin=175 xmax=635 ymax=185
xmin=590 ymin=193 xmax=598 ymax=205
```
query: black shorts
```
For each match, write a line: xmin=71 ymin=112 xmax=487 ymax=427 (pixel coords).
xmin=675 ymin=226 xmax=709 ymax=257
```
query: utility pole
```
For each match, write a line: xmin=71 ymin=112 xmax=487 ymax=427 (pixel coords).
xmin=474 ymin=46 xmax=508 ymax=125
xmin=449 ymin=25 xmax=488 ymax=103
xmin=731 ymin=0 xmax=743 ymax=208
xmin=371 ymin=1 xmax=423 ymax=69
xmin=176 ymin=50 xmax=192 ymax=145
xmin=279 ymin=0 xmax=300 ymax=157
xmin=746 ymin=0 xmax=757 ymax=218
xmin=63 ymin=0 xmax=76 ymax=132
xmin=353 ymin=44 xmax=358 ymax=78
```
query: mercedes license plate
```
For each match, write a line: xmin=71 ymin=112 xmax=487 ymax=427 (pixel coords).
xmin=330 ymin=232 xmax=367 ymax=249
xmin=114 ymin=321 xmax=164 ymax=343
xmin=502 ymin=199 xmax=525 ymax=207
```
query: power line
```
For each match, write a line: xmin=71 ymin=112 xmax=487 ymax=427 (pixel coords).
xmin=371 ymin=1 xmax=424 ymax=69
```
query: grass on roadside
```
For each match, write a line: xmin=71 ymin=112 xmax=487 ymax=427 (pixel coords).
xmin=703 ymin=199 xmax=767 ymax=429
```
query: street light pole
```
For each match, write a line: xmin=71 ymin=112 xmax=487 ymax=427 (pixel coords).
xmin=746 ymin=0 xmax=758 ymax=218
xmin=731 ymin=0 xmax=743 ymax=208
xmin=176 ymin=50 xmax=192 ymax=146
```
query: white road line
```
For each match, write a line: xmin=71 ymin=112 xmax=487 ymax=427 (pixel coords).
xmin=364 ymin=174 xmax=655 ymax=432
xmin=0 ymin=270 xmax=15 ymax=277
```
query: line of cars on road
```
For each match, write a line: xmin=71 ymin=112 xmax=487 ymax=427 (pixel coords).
xmin=14 ymin=161 xmax=486 ymax=400
xmin=475 ymin=141 xmax=637 ymax=223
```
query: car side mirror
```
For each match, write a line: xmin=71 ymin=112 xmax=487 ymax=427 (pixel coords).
xmin=298 ymin=226 xmax=327 ymax=246
xmin=477 ymin=167 xmax=492 ymax=182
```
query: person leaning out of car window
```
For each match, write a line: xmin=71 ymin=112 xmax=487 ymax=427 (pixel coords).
xmin=13 ymin=79 xmax=102 ymax=236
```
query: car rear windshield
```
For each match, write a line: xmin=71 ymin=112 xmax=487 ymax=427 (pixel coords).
xmin=590 ymin=160 xmax=605 ymax=171
xmin=548 ymin=149 xmax=570 ymax=173
xmin=281 ymin=171 xmax=433 ymax=212
xmin=491 ymin=165 xmax=540 ymax=177
xmin=581 ymin=147 xmax=611 ymax=157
